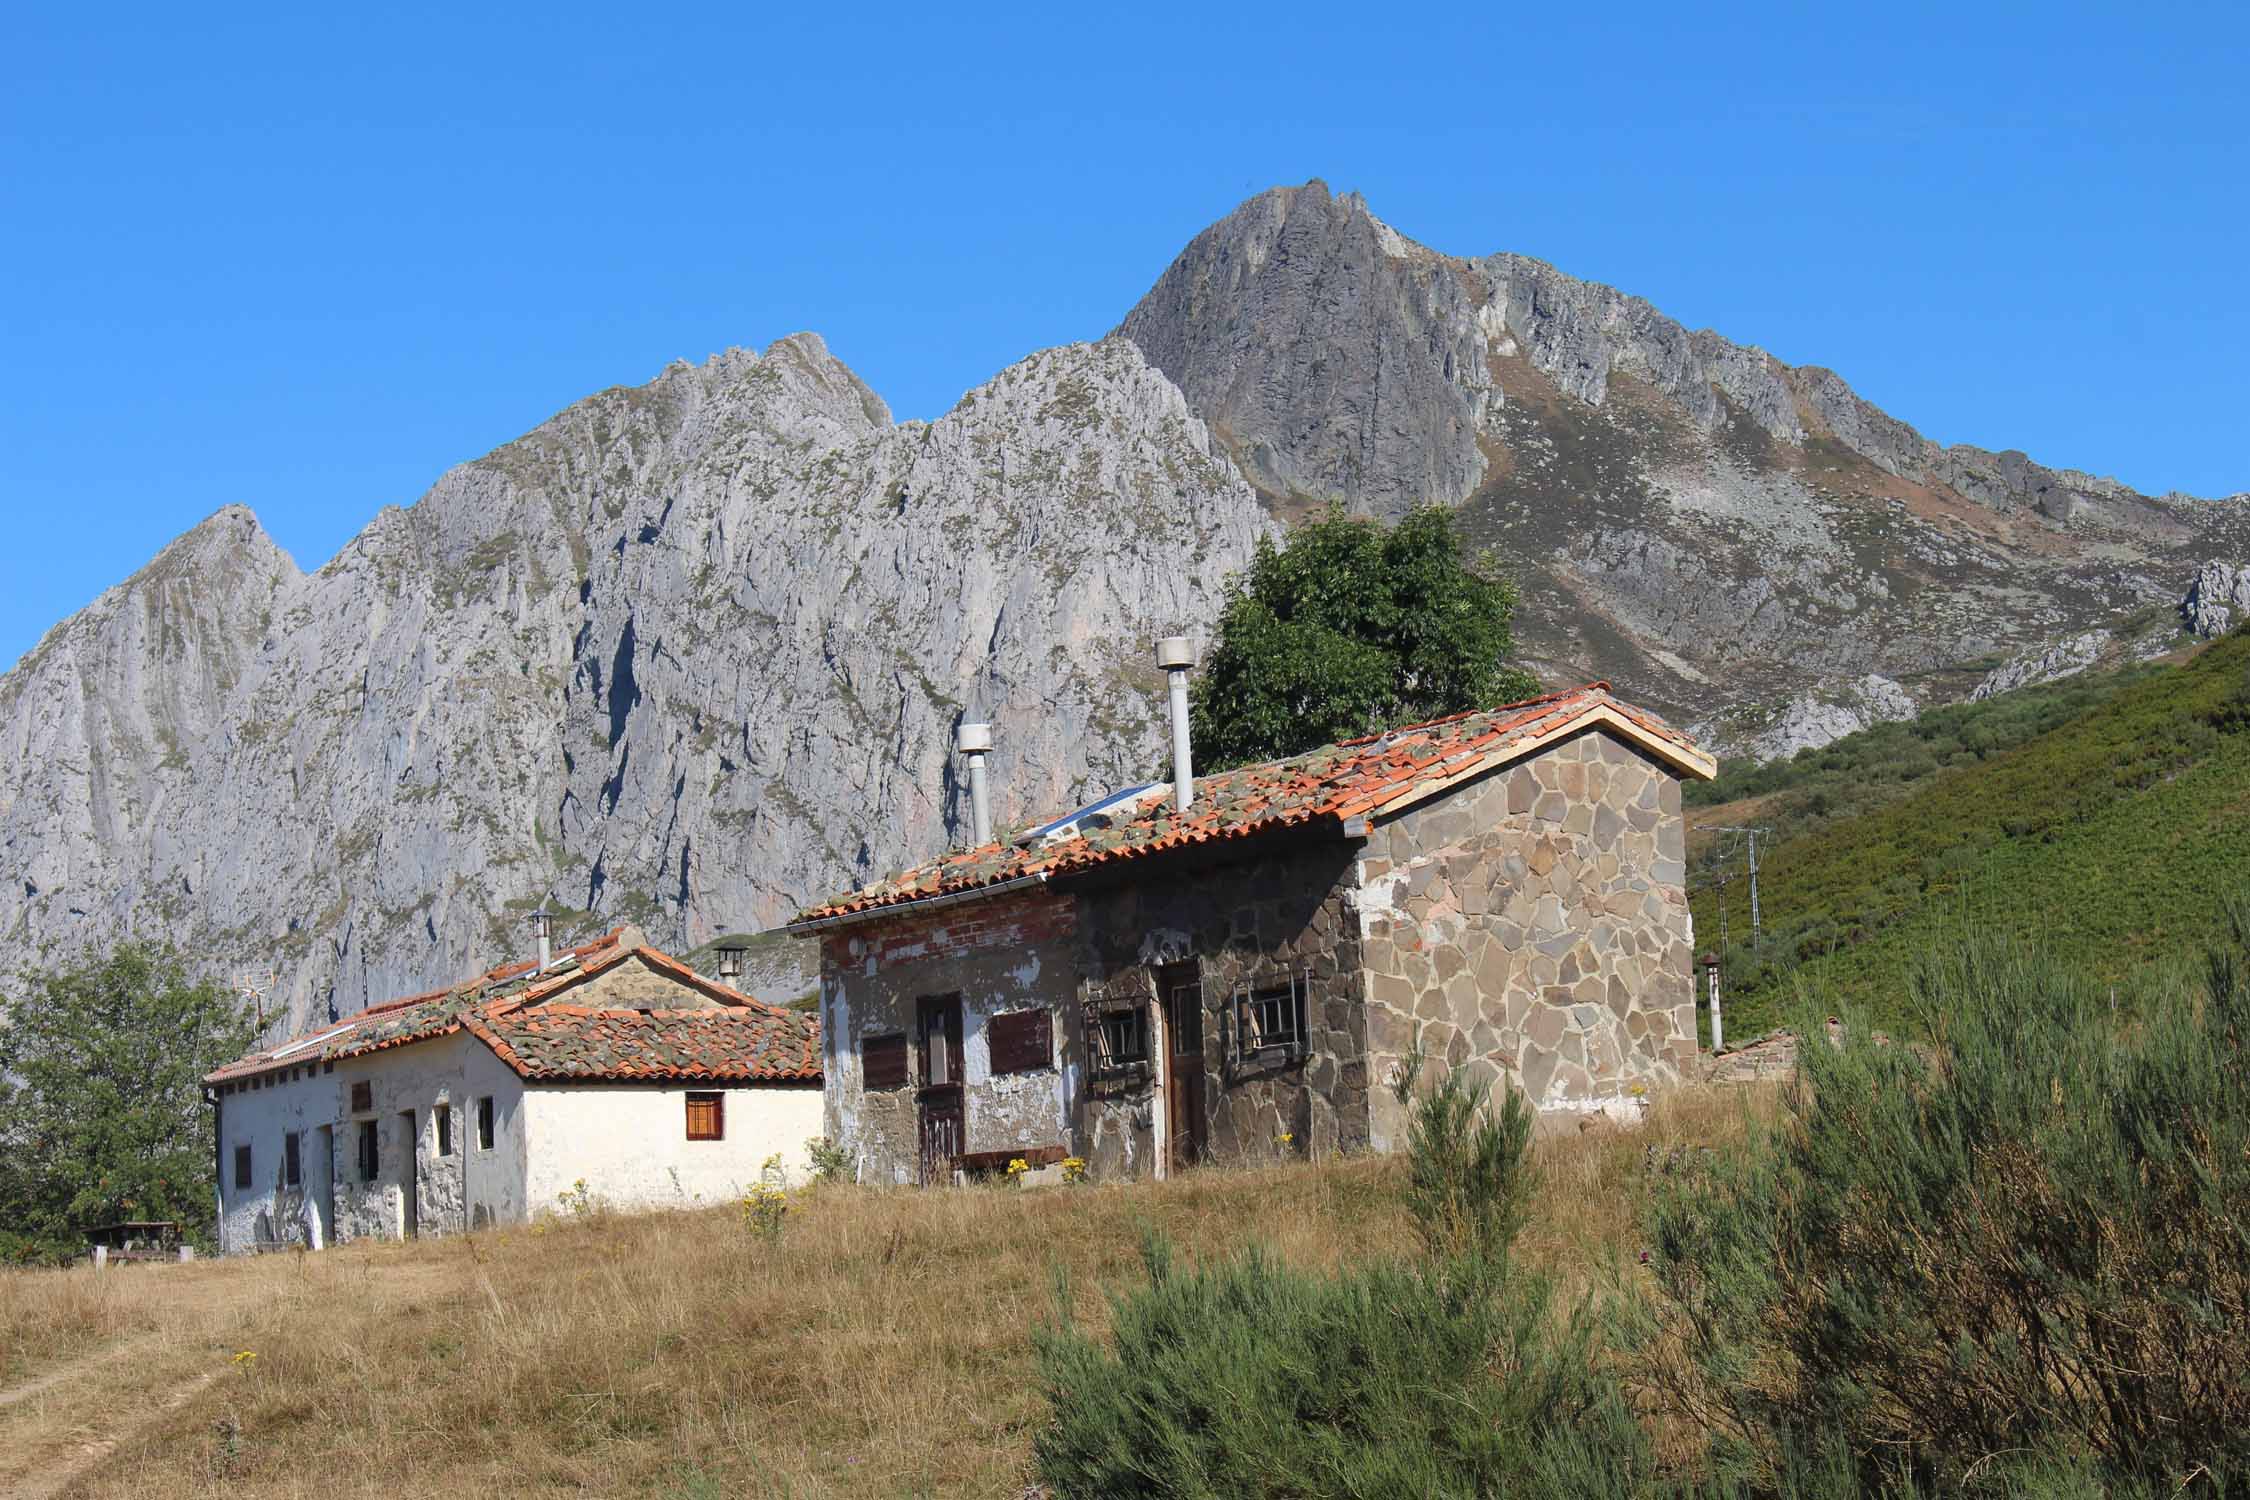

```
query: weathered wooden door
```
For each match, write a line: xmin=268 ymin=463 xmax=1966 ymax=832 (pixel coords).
xmin=1158 ymin=964 xmax=1207 ymax=1170
xmin=397 ymin=1111 xmax=419 ymax=1238
xmin=917 ymin=995 xmax=964 ymax=1186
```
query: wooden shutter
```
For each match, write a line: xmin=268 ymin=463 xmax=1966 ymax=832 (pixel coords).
xmin=685 ymin=1092 xmax=724 ymax=1141
xmin=350 ymin=1080 xmax=372 ymax=1113
xmin=863 ymin=1033 xmax=910 ymax=1090
xmin=988 ymin=1008 xmax=1053 ymax=1075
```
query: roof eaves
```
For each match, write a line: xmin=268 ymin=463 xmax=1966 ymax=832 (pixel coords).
xmin=783 ymin=869 xmax=1050 ymax=934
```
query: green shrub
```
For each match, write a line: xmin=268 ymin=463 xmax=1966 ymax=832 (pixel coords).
xmin=1031 ymin=1058 xmax=1649 ymax=1498
xmin=1635 ymin=912 xmax=2250 ymax=1496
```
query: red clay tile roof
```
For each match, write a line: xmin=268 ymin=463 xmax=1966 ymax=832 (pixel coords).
xmin=789 ymin=683 xmax=1713 ymax=926
xmin=466 ymin=1004 xmax=820 ymax=1083
xmin=205 ymin=931 xmax=820 ymax=1086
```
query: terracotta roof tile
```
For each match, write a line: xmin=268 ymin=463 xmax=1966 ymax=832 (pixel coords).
xmin=790 ymin=683 xmax=1712 ymax=926
xmin=468 ymin=1005 xmax=819 ymax=1083
xmin=204 ymin=931 xmax=821 ymax=1087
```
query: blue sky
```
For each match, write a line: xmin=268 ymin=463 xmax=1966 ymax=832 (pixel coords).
xmin=4 ymin=2 xmax=2245 ymax=667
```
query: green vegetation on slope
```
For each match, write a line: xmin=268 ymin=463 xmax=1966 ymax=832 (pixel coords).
xmin=1692 ymin=625 xmax=2250 ymax=1037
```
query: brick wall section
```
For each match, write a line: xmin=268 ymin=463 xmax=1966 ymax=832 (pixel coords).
xmin=1073 ymin=842 xmax=1369 ymax=1176
xmin=1357 ymin=728 xmax=1696 ymax=1149
xmin=821 ymin=891 xmax=1076 ymax=978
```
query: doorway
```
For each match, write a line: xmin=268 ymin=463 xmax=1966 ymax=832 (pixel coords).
xmin=312 ymin=1124 xmax=335 ymax=1248
xmin=1157 ymin=963 xmax=1207 ymax=1171
xmin=916 ymin=994 xmax=964 ymax=1185
xmin=397 ymin=1110 xmax=419 ymax=1238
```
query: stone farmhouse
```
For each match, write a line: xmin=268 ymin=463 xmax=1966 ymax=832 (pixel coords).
xmin=788 ymin=677 xmax=1716 ymax=1186
xmin=204 ymin=928 xmax=820 ymax=1253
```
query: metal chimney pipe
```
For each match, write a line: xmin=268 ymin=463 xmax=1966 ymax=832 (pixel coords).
xmin=531 ymin=907 xmax=552 ymax=972
xmin=956 ymin=722 xmax=994 ymax=846
xmin=1156 ymin=636 xmax=1196 ymax=814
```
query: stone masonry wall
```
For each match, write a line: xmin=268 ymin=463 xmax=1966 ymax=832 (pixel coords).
xmin=1073 ymin=841 xmax=1369 ymax=1177
xmin=1357 ymin=728 xmax=1696 ymax=1150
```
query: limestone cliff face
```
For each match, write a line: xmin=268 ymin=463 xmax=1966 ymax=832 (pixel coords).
xmin=9 ymin=181 xmax=2249 ymax=1023
xmin=0 ymin=335 xmax=1274 ymax=1025
xmin=1118 ymin=181 xmax=2250 ymax=733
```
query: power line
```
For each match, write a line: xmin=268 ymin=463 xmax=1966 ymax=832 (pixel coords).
xmin=1706 ymin=826 xmax=1771 ymax=949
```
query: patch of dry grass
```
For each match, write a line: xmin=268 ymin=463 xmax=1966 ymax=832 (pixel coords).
xmin=0 ymin=1084 xmax=1778 ymax=1498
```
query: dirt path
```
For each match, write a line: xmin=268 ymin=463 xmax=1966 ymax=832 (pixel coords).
xmin=0 ymin=1365 xmax=217 ymax=1500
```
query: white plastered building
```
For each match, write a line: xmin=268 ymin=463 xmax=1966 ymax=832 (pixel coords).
xmin=205 ymin=929 xmax=822 ymax=1252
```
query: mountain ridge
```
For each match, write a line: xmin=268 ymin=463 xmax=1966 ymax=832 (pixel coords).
xmin=2 ymin=182 xmax=2244 ymax=1027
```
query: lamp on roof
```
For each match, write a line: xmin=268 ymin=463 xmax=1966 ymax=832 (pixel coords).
xmin=715 ymin=943 xmax=747 ymax=985
xmin=956 ymin=721 xmax=994 ymax=846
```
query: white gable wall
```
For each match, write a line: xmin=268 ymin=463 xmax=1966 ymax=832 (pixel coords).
xmin=519 ymin=1083 xmax=823 ymax=1212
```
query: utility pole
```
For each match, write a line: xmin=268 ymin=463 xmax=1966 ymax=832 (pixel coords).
xmin=1709 ymin=827 xmax=1771 ymax=949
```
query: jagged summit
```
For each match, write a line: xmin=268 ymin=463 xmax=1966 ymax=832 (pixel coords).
xmin=1118 ymin=181 xmax=2247 ymax=736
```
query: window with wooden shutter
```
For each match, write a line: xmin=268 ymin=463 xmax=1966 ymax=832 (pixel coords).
xmin=357 ymin=1120 xmax=379 ymax=1182
xmin=233 ymin=1144 xmax=252 ymax=1190
xmin=988 ymin=1008 xmax=1053 ymax=1075
xmin=350 ymin=1080 xmax=372 ymax=1113
xmin=862 ymin=1033 xmax=910 ymax=1090
xmin=1081 ymin=978 xmax=1150 ymax=1075
xmin=685 ymin=1092 xmax=725 ymax=1141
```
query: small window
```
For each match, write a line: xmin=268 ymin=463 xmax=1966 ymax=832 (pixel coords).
xmin=1092 ymin=1006 xmax=1149 ymax=1071
xmin=435 ymin=1104 xmax=453 ymax=1158
xmin=357 ymin=1120 xmax=379 ymax=1182
xmin=862 ymin=1033 xmax=910 ymax=1091
xmin=476 ymin=1096 xmax=495 ymax=1152
xmin=685 ymin=1092 xmax=725 ymax=1141
xmin=1240 ymin=978 xmax=1307 ymax=1056
xmin=350 ymin=1080 xmax=372 ymax=1113
xmin=283 ymin=1132 xmax=301 ymax=1188
xmin=233 ymin=1144 xmax=252 ymax=1191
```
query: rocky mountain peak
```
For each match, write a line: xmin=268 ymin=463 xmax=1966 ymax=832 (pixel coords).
xmin=1119 ymin=183 xmax=2250 ymax=734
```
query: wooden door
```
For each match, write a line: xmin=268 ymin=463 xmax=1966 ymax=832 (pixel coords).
xmin=1158 ymin=964 xmax=1207 ymax=1170
xmin=916 ymin=995 xmax=964 ymax=1186
xmin=397 ymin=1111 xmax=419 ymax=1238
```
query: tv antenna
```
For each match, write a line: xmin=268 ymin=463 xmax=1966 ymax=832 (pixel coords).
xmin=232 ymin=967 xmax=279 ymax=1028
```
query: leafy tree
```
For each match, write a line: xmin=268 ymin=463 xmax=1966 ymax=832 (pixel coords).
xmin=0 ymin=946 xmax=255 ymax=1261
xmin=1189 ymin=505 xmax=1539 ymax=770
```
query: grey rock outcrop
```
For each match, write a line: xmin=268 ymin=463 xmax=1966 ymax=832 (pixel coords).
xmin=1969 ymin=631 xmax=2114 ymax=701
xmin=2182 ymin=560 xmax=2250 ymax=637
xmin=0 ymin=335 xmax=1273 ymax=1026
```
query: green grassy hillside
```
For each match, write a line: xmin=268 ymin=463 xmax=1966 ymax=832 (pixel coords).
xmin=1691 ymin=625 xmax=2250 ymax=1037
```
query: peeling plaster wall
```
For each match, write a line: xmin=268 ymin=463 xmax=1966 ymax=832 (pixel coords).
xmin=328 ymin=1034 xmax=529 ymax=1244
xmin=519 ymin=1083 xmax=823 ymax=1210
xmin=214 ymin=1067 xmax=340 ymax=1254
xmin=1072 ymin=842 xmax=1369 ymax=1178
xmin=819 ymin=891 xmax=1078 ymax=1185
xmin=1357 ymin=728 xmax=1697 ymax=1150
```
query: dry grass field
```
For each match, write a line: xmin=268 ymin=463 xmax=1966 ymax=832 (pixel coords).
xmin=0 ymin=1086 xmax=1771 ymax=1500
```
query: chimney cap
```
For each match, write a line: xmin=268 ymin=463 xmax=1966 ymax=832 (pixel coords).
xmin=1155 ymin=636 xmax=1195 ymax=671
xmin=956 ymin=721 xmax=993 ymax=754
